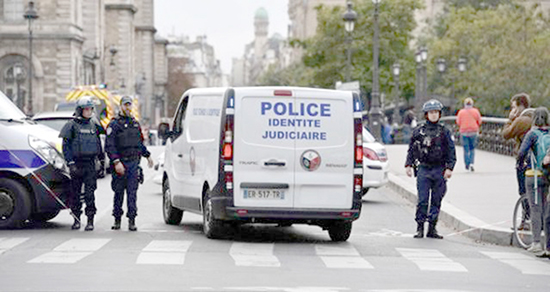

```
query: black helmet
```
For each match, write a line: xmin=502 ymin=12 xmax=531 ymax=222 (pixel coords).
xmin=422 ymin=99 xmax=443 ymax=113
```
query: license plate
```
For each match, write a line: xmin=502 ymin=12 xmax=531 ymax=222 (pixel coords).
xmin=243 ymin=189 xmax=285 ymax=199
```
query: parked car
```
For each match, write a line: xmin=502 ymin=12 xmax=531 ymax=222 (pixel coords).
xmin=153 ymin=152 xmax=164 ymax=185
xmin=362 ymin=127 xmax=389 ymax=196
xmin=32 ymin=111 xmax=108 ymax=178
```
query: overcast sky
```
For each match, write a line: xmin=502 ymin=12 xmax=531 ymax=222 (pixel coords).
xmin=154 ymin=0 xmax=290 ymax=74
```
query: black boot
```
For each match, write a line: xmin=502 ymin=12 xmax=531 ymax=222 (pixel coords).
xmin=71 ymin=217 xmax=81 ymax=230
xmin=413 ymin=222 xmax=424 ymax=238
xmin=84 ymin=216 xmax=94 ymax=231
xmin=427 ymin=223 xmax=443 ymax=239
xmin=111 ymin=217 xmax=121 ymax=230
xmin=128 ymin=218 xmax=137 ymax=231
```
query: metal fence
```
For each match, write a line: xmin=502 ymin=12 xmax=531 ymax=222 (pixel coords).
xmin=440 ymin=116 xmax=515 ymax=157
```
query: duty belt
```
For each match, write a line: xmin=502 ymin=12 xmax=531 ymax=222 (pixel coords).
xmin=121 ymin=155 xmax=141 ymax=162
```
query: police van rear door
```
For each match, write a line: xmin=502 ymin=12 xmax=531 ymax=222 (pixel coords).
xmin=293 ymin=89 xmax=354 ymax=209
xmin=233 ymin=88 xmax=296 ymax=208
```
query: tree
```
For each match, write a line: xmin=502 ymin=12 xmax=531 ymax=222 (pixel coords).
xmin=427 ymin=2 xmax=550 ymax=116
xmin=167 ymin=57 xmax=195 ymax=117
xmin=300 ymin=0 xmax=423 ymax=104
xmin=257 ymin=63 xmax=315 ymax=87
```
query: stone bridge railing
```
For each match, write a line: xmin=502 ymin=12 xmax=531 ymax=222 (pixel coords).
xmin=440 ymin=116 xmax=515 ymax=157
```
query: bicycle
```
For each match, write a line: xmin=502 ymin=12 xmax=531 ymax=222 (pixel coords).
xmin=512 ymin=194 xmax=532 ymax=249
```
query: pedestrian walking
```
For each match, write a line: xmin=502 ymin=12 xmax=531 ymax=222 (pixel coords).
xmin=105 ymin=96 xmax=154 ymax=231
xmin=502 ymin=93 xmax=534 ymax=229
xmin=405 ymin=99 xmax=456 ymax=239
xmin=517 ymin=107 xmax=550 ymax=255
xmin=541 ymin=148 xmax=550 ymax=257
xmin=402 ymin=107 xmax=417 ymax=144
xmin=59 ymin=96 xmax=104 ymax=231
xmin=456 ymin=97 xmax=482 ymax=172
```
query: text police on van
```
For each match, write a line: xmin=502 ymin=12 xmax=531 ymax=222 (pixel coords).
xmin=261 ymin=101 xmax=330 ymax=140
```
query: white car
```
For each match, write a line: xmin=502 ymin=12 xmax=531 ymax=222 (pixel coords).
xmin=362 ymin=127 xmax=389 ymax=196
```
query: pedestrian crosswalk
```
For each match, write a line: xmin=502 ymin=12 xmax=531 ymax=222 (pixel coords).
xmin=0 ymin=236 xmax=549 ymax=275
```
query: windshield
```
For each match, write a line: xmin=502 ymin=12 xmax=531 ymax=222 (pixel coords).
xmin=0 ymin=90 xmax=27 ymax=120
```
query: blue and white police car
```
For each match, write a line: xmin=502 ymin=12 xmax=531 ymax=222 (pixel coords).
xmin=162 ymin=87 xmax=363 ymax=241
xmin=0 ymin=91 xmax=70 ymax=228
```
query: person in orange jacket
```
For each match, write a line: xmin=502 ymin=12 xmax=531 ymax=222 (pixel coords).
xmin=456 ymin=97 xmax=482 ymax=172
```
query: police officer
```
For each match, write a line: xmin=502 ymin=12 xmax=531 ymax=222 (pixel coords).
xmin=105 ymin=96 xmax=153 ymax=231
xmin=405 ymin=99 xmax=456 ymax=239
xmin=60 ymin=96 xmax=104 ymax=231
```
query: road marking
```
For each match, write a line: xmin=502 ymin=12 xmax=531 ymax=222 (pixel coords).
xmin=397 ymin=248 xmax=467 ymax=272
xmin=229 ymin=242 xmax=280 ymax=267
xmin=0 ymin=237 xmax=29 ymax=255
xmin=28 ymin=238 xmax=110 ymax=264
xmin=481 ymin=251 xmax=550 ymax=275
xmin=315 ymin=244 xmax=373 ymax=269
xmin=137 ymin=240 xmax=192 ymax=265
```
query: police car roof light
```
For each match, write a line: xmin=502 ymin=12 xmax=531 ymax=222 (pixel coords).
xmin=274 ymin=90 xmax=292 ymax=96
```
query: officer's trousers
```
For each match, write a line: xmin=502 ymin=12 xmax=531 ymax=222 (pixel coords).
xmin=70 ymin=160 xmax=97 ymax=218
xmin=111 ymin=160 xmax=139 ymax=219
xmin=415 ymin=166 xmax=446 ymax=224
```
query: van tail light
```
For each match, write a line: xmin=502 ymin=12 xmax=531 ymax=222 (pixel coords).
xmin=363 ymin=147 xmax=380 ymax=161
xmin=355 ymin=133 xmax=363 ymax=164
xmin=224 ymin=170 xmax=233 ymax=190
xmin=222 ymin=96 xmax=235 ymax=191
xmin=354 ymin=175 xmax=362 ymax=193
xmin=223 ymin=130 xmax=233 ymax=160
xmin=352 ymin=92 xmax=363 ymax=197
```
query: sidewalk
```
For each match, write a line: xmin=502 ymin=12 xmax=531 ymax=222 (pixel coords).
xmin=385 ymin=144 xmax=518 ymax=246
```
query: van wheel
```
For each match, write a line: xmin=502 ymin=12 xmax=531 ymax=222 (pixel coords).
xmin=30 ymin=211 xmax=60 ymax=222
xmin=163 ymin=179 xmax=183 ymax=225
xmin=0 ymin=178 xmax=32 ymax=229
xmin=203 ymin=196 xmax=223 ymax=239
xmin=328 ymin=221 xmax=352 ymax=242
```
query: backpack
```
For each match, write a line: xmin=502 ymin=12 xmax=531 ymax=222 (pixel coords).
xmin=531 ymin=129 xmax=550 ymax=171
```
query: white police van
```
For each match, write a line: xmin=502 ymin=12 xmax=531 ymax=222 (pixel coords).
xmin=162 ymin=87 xmax=363 ymax=241
xmin=0 ymin=90 xmax=70 ymax=228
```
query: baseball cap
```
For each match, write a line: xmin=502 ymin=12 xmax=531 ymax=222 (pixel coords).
xmin=120 ymin=96 xmax=133 ymax=105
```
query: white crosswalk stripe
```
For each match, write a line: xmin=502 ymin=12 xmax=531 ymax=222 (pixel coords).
xmin=136 ymin=240 xmax=192 ymax=265
xmin=28 ymin=238 xmax=111 ymax=264
xmin=229 ymin=242 xmax=280 ymax=267
xmin=315 ymin=244 xmax=373 ymax=269
xmin=0 ymin=237 xmax=29 ymax=255
xmin=397 ymin=248 xmax=468 ymax=272
xmin=481 ymin=251 xmax=550 ymax=275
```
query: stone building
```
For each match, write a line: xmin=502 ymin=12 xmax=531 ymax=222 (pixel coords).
xmin=231 ymin=7 xmax=287 ymax=86
xmin=0 ymin=0 xmax=168 ymax=125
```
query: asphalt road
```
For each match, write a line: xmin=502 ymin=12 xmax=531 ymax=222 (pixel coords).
xmin=0 ymin=146 xmax=549 ymax=292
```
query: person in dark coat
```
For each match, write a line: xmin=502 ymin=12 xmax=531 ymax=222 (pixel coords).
xmin=59 ymin=96 xmax=104 ymax=231
xmin=105 ymin=96 xmax=153 ymax=231
xmin=405 ymin=99 xmax=456 ymax=239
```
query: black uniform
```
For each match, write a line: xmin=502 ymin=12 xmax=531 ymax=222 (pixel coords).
xmin=105 ymin=114 xmax=150 ymax=222
xmin=405 ymin=120 xmax=456 ymax=230
xmin=59 ymin=116 xmax=104 ymax=219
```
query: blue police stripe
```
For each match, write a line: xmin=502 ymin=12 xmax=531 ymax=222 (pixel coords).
xmin=0 ymin=150 xmax=46 ymax=169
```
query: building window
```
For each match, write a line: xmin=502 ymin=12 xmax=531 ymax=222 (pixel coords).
xmin=4 ymin=0 xmax=24 ymax=22
xmin=3 ymin=63 xmax=27 ymax=109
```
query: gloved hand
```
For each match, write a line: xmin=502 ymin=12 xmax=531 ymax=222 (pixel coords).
xmin=69 ymin=164 xmax=80 ymax=178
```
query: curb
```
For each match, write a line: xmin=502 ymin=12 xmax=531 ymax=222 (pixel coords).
xmin=387 ymin=172 xmax=514 ymax=246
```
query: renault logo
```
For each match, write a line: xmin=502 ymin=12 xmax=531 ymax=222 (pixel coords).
xmin=301 ymin=150 xmax=321 ymax=171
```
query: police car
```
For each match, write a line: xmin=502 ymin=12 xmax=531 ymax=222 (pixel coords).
xmin=0 ymin=91 xmax=70 ymax=228
xmin=162 ymin=87 xmax=363 ymax=241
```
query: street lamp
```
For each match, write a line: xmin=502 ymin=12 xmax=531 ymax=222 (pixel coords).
xmin=436 ymin=58 xmax=446 ymax=73
xmin=24 ymin=1 xmax=38 ymax=115
xmin=458 ymin=56 xmax=467 ymax=72
xmin=342 ymin=1 xmax=357 ymax=82
xmin=368 ymin=0 xmax=383 ymax=140
xmin=391 ymin=62 xmax=401 ymax=126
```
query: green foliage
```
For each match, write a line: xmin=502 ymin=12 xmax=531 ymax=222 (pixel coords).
xmin=257 ymin=63 xmax=315 ymax=87
xmin=428 ymin=2 xmax=550 ymax=116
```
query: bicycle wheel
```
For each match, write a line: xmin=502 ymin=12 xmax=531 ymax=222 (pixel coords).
xmin=512 ymin=195 xmax=532 ymax=249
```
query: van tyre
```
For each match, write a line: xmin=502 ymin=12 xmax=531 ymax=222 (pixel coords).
xmin=162 ymin=179 xmax=183 ymax=225
xmin=328 ymin=221 xmax=352 ymax=242
xmin=0 ymin=178 xmax=32 ymax=229
xmin=30 ymin=211 xmax=60 ymax=222
xmin=203 ymin=196 xmax=223 ymax=239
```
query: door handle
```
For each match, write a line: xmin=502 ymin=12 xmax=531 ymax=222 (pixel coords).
xmin=178 ymin=154 xmax=183 ymax=158
xmin=264 ymin=161 xmax=285 ymax=167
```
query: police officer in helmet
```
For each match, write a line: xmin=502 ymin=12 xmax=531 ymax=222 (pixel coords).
xmin=59 ymin=96 xmax=104 ymax=231
xmin=405 ymin=99 xmax=456 ymax=239
xmin=105 ymin=96 xmax=153 ymax=231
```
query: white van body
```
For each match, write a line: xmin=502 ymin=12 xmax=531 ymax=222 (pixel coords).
xmin=163 ymin=87 xmax=363 ymax=241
